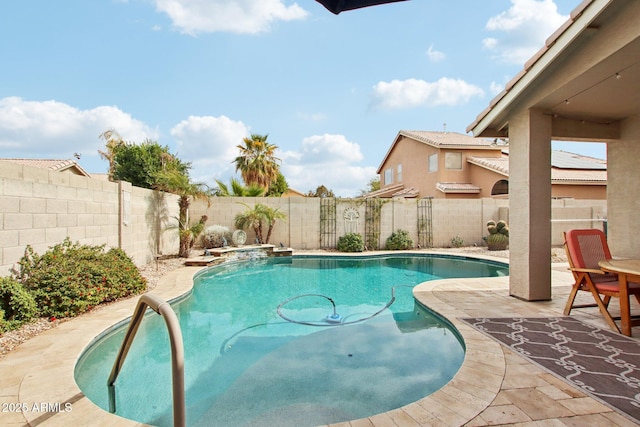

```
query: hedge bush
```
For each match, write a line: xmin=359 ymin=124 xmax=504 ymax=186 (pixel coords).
xmin=337 ymin=233 xmax=364 ymax=252
xmin=0 ymin=277 xmax=37 ymax=333
xmin=12 ymin=238 xmax=147 ymax=319
xmin=385 ymin=229 xmax=414 ymax=250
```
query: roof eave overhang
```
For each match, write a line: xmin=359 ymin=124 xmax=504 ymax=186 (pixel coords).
xmin=466 ymin=158 xmax=509 ymax=177
xmin=376 ymin=131 xmax=404 ymax=174
xmin=466 ymin=0 xmax=613 ymax=138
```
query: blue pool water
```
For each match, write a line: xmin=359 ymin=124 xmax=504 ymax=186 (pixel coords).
xmin=75 ymin=254 xmax=508 ymax=427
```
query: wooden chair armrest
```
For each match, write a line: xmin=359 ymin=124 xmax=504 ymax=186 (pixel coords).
xmin=568 ymin=267 xmax=609 ymax=275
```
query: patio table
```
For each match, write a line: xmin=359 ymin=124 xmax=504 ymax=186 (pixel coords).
xmin=598 ymin=259 xmax=640 ymax=336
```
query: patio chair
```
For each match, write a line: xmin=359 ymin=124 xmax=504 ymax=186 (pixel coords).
xmin=563 ymin=229 xmax=640 ymax=333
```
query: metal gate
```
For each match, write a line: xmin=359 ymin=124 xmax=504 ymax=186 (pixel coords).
xmin=365 ymin=198 xmax=383 ymax=250
xmin=417 ymin=198 xmax=433 ymax=248
xmin=320 ymin=197 xmax=336 ymax=249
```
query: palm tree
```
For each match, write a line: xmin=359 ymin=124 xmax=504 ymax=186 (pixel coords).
xmin=214 ymin=178 xmax=266 ymax=197
xmin=234 ymin=134 xmax=280 ymax=190
xmin=154 ymin=169 xmax=212 ymax=257
xmin=234 ymin=203 xmax=287 ymax=244
xmin=261 ymin=205 xmax=287 ymax=244
xmin=234 ymin=203 xmax=265 ymax=243
xmin=98 ymin=129 xmax=125 ymax=180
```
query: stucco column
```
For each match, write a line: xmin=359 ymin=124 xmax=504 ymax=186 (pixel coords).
xmin=607 ymin=116 xmax=640 ymax=258
xmin=508 ymin=109 xmax=552 ymax=300
xmin=118 ymin=180 xmax=133 ymax=254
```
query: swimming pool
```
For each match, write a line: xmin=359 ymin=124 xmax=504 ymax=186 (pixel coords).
xmin=75 ymin=254 xmax=508 ymax=426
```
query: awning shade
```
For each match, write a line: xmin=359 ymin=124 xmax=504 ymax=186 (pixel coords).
xmin=315 ymin=0 xmax=408 ymax=14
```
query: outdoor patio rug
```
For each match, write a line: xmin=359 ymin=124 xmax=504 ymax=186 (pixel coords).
xmin=461 ymin=317 xmax=640 ymax=424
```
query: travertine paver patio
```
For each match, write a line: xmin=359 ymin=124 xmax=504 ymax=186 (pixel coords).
xmin=0 ymin=251 xmax=638 ymax=426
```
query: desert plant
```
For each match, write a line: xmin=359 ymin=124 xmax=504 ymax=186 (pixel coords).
xmin=12 ymin=238 xmax=147 ymax=318
xmin=154 ymin=169 xmax=212 ymax=258
xmin=486 ymin=220 xmax=509 ymax=250
xmin=0 ymin=277 xmax=37 ymax=332
xmin=202 ymin=225 xmax=231 ymax=248
xmin=337 ymin=233 xmax=364 ymax=252
xmin=235 ymin=203 xmax=287 ymax=244
xmin=450 ymin=235 xmax=464 ymax=248
xmin=385 ymin=229 xmax=413 ymax=250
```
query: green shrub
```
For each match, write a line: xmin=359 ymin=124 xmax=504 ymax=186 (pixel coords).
xmin=0 ymin=277 xmax=37 ymax=332
xmin=385 ymin=229 xmax=413 ymax=250
xmin=337 ymin=233 xmax=364 ymax=252
xmin=13 ymin=238 xmax=147 ymax=318
xmin=450 ymin=235 xmax=464 ymax=248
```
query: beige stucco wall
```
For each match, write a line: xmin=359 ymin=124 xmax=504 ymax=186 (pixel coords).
xmin=379 ymin=136 xmax=436 ymax=196
xmin=607 ymin=115 xmax=640 ymax=259
xmin=0 ymin=161 xmax=179 ymax=275
xmin=191 ymin=196 xmax=510 ymax=250
xmin=468 ymin=165 xmax=508 ymax=197
xmin=552 ymin=184 xmax=606 ymax=199
xmin=0 ymin=160 xmax=607 ymax=276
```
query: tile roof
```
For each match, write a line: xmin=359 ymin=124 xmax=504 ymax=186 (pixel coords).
xmin=399 ymin=130 xmax=497 ymax=148
xmin=436 ymin=183 xmax=480 ymax=194
xmin=466 ymin=0 xmax=597 ymax=134
xmin=364 ymin=184 xmax=419 ymax=198
xmin=467 ymin=150 xmax=607 ymax=184
xmin=0 ymin=158 xmax=91 ymax=176
xmin=467 ymin=155 xmax=509 ymax=176
xmin=377 ymin=130 xmax=502 ymax=173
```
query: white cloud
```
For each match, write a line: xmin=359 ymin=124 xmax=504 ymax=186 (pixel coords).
xmin=0 ymin=96 xmax=156 ymax=160
xmin=153 ymin=0 xmax=309 ymax=35
xmin=483 ymin=0 xmax=568 ymax=64
xmin=280 ymin=134 xmax=375 ymax=197
xmin=426 ymin=44 xmax=445 ymax=62
xmin=170 ymin=115 xmax=250 ymax=183
xmin=482 ymin=37 xmax=497 ymax=50
xmin=371 ymin=78 xmax=484 ymax=110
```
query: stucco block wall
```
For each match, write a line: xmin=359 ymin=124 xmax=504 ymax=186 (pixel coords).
xmin=432 ymin=198 xmax=503 ymax=247
xmin=193 ymin=197 xmax=513 ymax=250
xmin=550 ymin=198 xmax=607 ymax=245
xmin=0 ymin=161 xmax=179 ymax=275
xmin=0 ymin=159 xmax=609 ymax=275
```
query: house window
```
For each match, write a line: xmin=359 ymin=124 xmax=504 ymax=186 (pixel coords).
xmin=384 ymin=168 xmax=393 ymax=185
xmin=428 ymin=154 xmax=438 ymax=172
xmin=397 ymin=164 xmax=402 ymax=182
xmin=491 ymin=179 xmax=509 ymax=196
xmin=445 ymin=152 xmax=462 ymax=170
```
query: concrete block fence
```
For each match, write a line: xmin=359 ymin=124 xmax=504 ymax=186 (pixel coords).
xmin=0 ymin=161 xmax=180 ymax=276
xmin=0 ymin=160 xmax=607 ymax=275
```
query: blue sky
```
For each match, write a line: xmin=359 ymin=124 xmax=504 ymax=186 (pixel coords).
xmin=0 ymin=0 xmax=604 ymax=196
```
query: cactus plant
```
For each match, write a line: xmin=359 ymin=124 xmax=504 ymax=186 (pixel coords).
xmin=486 ymin=220 xmax=509 ymax=250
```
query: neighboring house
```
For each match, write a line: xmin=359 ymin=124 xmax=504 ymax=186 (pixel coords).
xmin=281 ymin=187 xmax=306 ymax=198
xmin=369 ymin=130 xmax=606 ymax=199
xmin=1 ymin=158 xmax=91 ymax=177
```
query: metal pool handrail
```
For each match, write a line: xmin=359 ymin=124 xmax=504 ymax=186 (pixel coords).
xmin=107 ymin=294 xmax=185 ymax=427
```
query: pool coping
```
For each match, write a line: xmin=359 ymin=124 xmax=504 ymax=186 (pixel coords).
xmin=0 ymin=251 xmax=563 ymax=426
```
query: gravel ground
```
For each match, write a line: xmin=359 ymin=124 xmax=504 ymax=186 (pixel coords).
xmin=0 ymin=247 xmax=567 ymax=359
